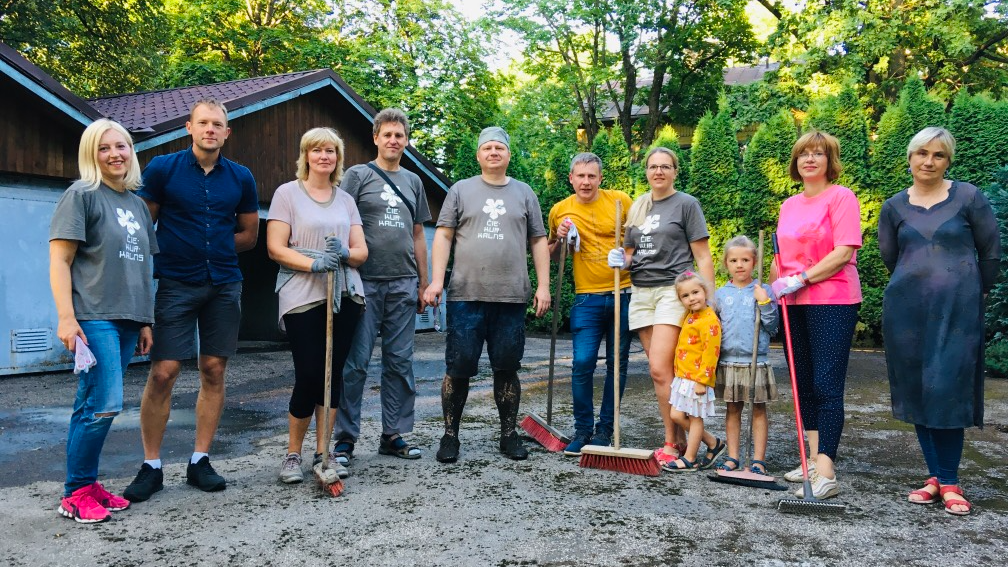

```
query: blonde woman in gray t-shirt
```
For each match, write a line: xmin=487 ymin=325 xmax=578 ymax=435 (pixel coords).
xmin=607 ymin=147 xmax=718 ymax=469
xmin=49 ymin=119 xmax=157 ymax=523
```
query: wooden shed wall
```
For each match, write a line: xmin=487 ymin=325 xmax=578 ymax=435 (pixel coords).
xmin=0 ymin=77 xmax=83 ymax=180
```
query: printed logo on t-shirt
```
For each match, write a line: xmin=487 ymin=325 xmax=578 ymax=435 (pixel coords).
xmin=378 ymin=184 xmax=406 ymax=229
xmin=636 ymin=214 xmax=660 ymax=256
xmin=478 ymin=198 xmax=506 ymax=240
xmin=117 ymin=207 xmax=145 ymax=262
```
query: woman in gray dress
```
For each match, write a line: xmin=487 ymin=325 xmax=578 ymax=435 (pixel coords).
xmin=878 ymin=127 xmax=1001 ymax=516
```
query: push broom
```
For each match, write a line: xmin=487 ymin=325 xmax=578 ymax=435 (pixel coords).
xmin=772 ymin=233 xmax=845 ymax=513
xmin=708 ymin=230 xmax=786 ymax=490
xmin=313 ymin=271 xmax=345 ymax=497
xmin=520 ymin=233 xmax=571 ymax=452
xmin=579 ymin=200 xmax=661 ymax=476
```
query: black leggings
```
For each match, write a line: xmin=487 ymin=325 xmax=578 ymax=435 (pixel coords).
xmin=784 ymin=303 xmax=858 ymax=461
xmin=283 ymin=302 xmax=362 ymax=419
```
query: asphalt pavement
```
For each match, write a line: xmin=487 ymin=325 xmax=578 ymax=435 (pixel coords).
xmin=1 ymin=331 xmax=1006 ymax=566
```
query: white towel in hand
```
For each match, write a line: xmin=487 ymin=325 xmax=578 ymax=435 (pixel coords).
xmin=74 ymin=336 xmax=97 ymax=375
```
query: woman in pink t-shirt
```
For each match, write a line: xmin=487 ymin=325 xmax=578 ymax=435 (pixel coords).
xmin=772 ymin=130 xmax=862 ymax=500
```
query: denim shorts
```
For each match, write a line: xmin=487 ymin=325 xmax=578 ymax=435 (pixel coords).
xmin=445 ymin=301 xmax=526 ymax=378
xmin=151 ymin=278 xmax=242 ymax=360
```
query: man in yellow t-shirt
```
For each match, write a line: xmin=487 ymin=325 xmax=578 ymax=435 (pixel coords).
xmin=547 ymin=152 xmax=633 ymax=456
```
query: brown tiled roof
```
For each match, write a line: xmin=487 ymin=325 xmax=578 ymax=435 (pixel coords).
xmin=722 ymin=62 xmax=780 ymax=86
xmin=89 ymin=70 xmax=322 ymax=132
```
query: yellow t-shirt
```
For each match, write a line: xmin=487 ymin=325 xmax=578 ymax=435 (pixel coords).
xmin=674 ymin=306 xmax=721 ymax=387
xmin=548 ymin=190 xmax=633 ymax=294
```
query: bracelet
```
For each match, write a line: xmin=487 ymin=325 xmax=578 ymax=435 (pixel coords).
xmin=757 ymin=298 xmax=771 ymax=306
xmin=800 ymin=271 xmax=810 ymax=284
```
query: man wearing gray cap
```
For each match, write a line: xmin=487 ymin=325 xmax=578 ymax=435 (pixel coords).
xmin=423 ymin=126 xmax=551 ymax=463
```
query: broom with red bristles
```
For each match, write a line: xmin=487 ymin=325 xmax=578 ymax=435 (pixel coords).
xmin=520 ymin=231 xmax=571 ymax=452
xmin=579 ymin=200 xmax=661 ymax=476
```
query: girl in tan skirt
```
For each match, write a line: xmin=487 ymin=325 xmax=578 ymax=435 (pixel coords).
xmin=713 ymin=236 xmax=779 ymax=474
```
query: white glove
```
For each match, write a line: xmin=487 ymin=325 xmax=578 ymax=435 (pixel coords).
xmin=607 ymin=248 xmax=626 ymax=269
xmin=564 ymin=219 xmax=581 ymax=252
xmin=74 ymin=337 xmax=96 ymax=374
xmin=771 ymin=274 xmax=805 ymax=298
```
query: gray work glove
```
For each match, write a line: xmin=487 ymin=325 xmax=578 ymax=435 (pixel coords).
xmin=324 ymin=235 xmax=350 ymax=262
xmin=310 ymin=252 xmax=340 ymax=273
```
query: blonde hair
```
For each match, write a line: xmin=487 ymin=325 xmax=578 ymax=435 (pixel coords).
xmin=627 ymin=147 xmax=681 ymax=228
xmin=296 ymin=127 xmax=345 ymax=185
xmin=77 ymin=119 xmax=142 ymax=191
xmin=722 ymin=235 xmax=757 ymax=268
xmin=907 ymin=127 xmax=955 ymax=163
xmin=190 ymin=99 xmax=228 ymax=124
xmin=789 ymin=130 xmax=843 ymax=182
xmin=674 ymin=270 xmax=711 ymax=304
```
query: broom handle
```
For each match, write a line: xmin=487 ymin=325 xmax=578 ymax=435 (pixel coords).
xmin=744 ymin=230 xmax=764 ymax=469
xmin=546 ymin=242 xmax=567 ymax=425
xmin=322 ymin=270 xmax=334 ymax=470
xmin=772 ymin=233 xmax=812 ymax=482
xmin=613 ymin=200 xmax=623 ymax=451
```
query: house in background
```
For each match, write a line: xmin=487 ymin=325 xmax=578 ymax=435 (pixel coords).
xmin=0 ymin=41 xmax=451 ymax=375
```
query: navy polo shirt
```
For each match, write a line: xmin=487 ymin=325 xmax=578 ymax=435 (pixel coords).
xmin=139 ymin=147 xmax=258 ymax=285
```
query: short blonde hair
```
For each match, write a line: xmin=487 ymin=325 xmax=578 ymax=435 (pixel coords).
xmin=77 ymin=119 xmax=142 ymax=191
xmin=722 ymin=235 xmax=758 ymax=268
xmin=907 ymin=127 xmax=955 ymax=163
xmin=190 ymin=99 xmax=228 ymax=124
xmin=674 ymin=270 xmax=712 ymax=303
xmin=789 ymin=130 xmax=843 ymax=182
xmin=296 ymin=127 xmax=345 ymax=185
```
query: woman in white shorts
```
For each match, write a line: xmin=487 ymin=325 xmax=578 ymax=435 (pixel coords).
xmin=607 ymin=147 xmax=715 ymax=467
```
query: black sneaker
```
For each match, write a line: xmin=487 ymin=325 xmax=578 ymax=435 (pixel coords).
xmin=123 ymin=463 xmax=164 ymax=503
xmin=436 ymin=434 xmax=460 ymax=464
xmin=499 ymin=432 xmax=529 ymax=461
xmin=186 ymin=456 xmax=227 ymax=492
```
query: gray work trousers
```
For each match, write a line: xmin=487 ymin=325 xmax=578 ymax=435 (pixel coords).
xmin=336 ymin=276 xmax=418 ymax=441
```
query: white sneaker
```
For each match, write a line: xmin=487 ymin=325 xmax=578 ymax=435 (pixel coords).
xmin=783 ymin=462 xmax=816 ymax=483
xmin=278 ymin=453 xmax=304 ymax=484
xmin=793 ymin=470 xmax=839 ymax=499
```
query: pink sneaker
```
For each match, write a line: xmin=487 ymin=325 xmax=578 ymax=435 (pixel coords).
xmin=89 ymin=481 xmax=130 ymax=512
xmin=59 ymin=485 xmax=111 ymax=524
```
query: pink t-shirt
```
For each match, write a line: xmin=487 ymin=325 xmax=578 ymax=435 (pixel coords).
xmin=776 ymin=184 xmax=862 ymax=305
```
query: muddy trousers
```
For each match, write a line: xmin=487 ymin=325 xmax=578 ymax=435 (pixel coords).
xmin=441 ymin=371 xmax=522 ymax=439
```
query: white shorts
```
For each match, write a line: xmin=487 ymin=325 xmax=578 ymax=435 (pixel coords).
xmin=627 ymin=284 xmax=685 ymax=331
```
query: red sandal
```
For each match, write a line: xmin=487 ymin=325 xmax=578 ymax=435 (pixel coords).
xmin=653 ymin=442 xmax=679 ymax=465
xmin=907 ymin=477 xmax=939 ymax=504
xmin=940 ymin=485 xmax=972 ymax=516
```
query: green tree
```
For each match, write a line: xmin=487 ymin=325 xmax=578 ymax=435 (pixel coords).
xmin=984 ymin=166 xmax=1008 ymax=376
xmin=739 ymin=108 xmax=797 ymax=237
xmin=687 ymin=109 xmax=741 ymax=270
xmin=759 ymin=0 xmax=1008 ymax=110
xmin=0 ymin=0 xmax=169 ymax=96
xmin=949 ymin=92 xmax=1008 ymax=189
xmin=497 ymin=0 xmax=757 ymax=150
xmin=803 ymin=87 xmax=869 ymax=193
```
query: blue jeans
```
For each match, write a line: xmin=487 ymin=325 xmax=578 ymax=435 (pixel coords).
xmin=65 ymin=320 xmax=141 ymax=496
xmin=569 ymin=292 xmax=631 ymax=438
xmin=915 ymin=425 xmax=965 ymax=485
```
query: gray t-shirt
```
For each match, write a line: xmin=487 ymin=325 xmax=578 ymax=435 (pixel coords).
xmin=49 ymin=180 xmax=158 ymax=323
xmin=342 ymin=162 xmax=432 ymax=280
xmin=267 ymin=180 xmax=365 ymax=328
xmin=437 ymin=176 xmax=547 ymax=303
xmin=622 ymin=191 xmax=709 ymax=287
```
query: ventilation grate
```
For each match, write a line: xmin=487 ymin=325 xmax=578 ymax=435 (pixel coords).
xmin=11 ymin=328 xmax=51 ymax=353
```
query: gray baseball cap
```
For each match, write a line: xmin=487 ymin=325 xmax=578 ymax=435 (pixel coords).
xmin=477 ymin=126 xmax=510 ymax=151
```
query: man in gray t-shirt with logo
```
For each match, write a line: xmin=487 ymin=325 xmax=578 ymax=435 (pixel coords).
xmin=423 ymin=126 xmax=551 ymax=464
xmin=335 ymin=108 xmax=432 ymax=464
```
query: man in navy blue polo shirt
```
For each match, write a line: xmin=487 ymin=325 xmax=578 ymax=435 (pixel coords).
xmin=123 ymin=99 xmax=259 ymax=502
